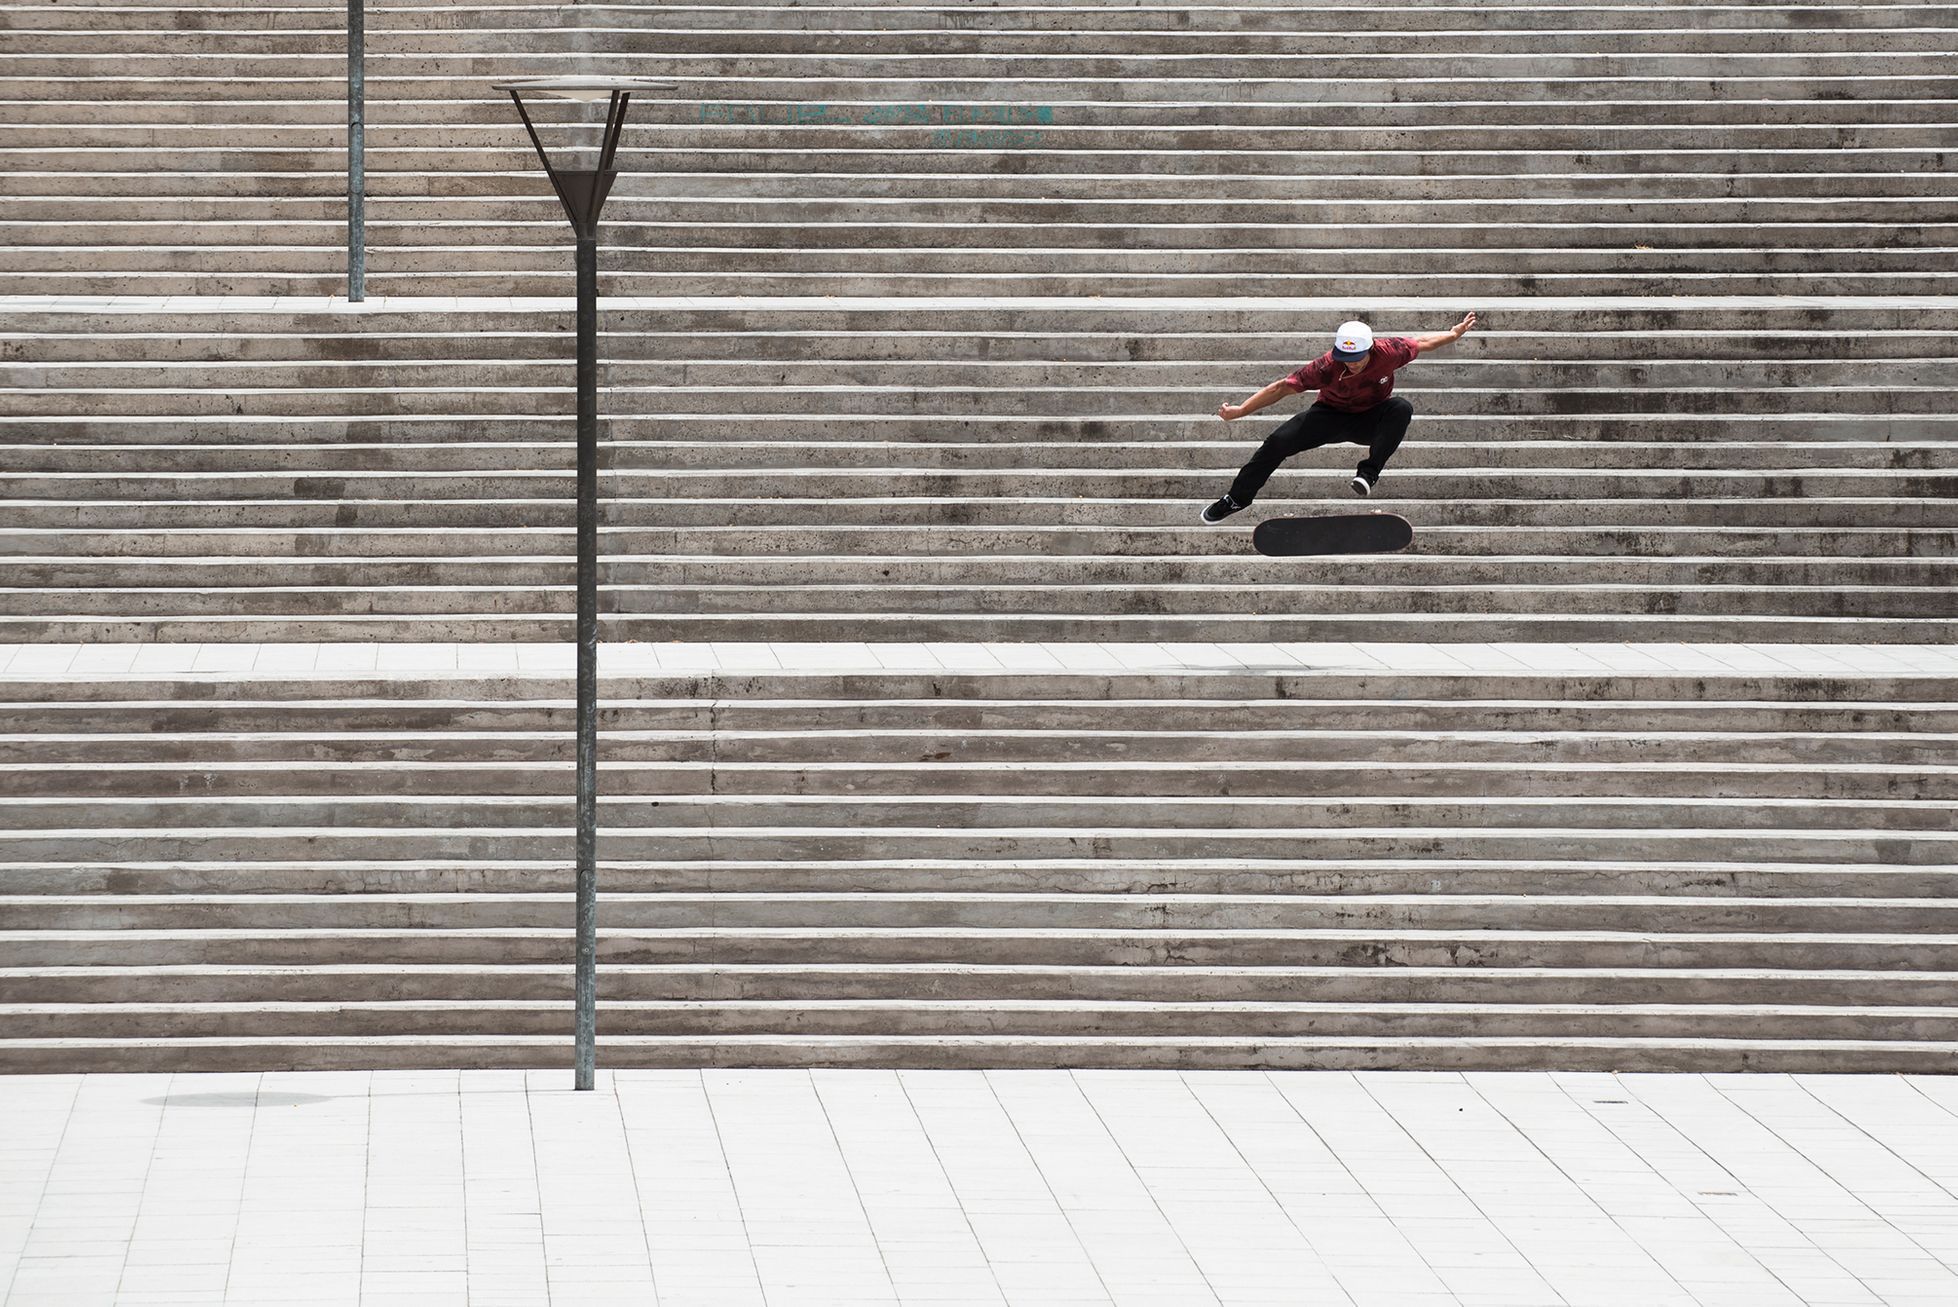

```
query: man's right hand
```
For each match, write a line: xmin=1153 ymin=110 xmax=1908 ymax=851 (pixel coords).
xmin=1217 ymin=403 xmax=1244 ymax=421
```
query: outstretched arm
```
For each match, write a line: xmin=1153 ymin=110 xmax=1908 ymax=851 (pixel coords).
xmin=1412 ymin=311 xmax=1478 ymax=355
xmin=1217 ymin=379 xmax=1296 ymax=422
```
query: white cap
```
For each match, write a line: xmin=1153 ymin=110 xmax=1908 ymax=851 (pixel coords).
xmin=1331 ymin=320 xmax=1374 ymax=360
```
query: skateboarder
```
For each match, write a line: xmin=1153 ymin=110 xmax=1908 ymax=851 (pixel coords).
xmin=1201 ymin=313 xmax=1477 ymax=523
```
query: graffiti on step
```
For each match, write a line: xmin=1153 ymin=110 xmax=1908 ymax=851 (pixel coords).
xmin=698 ymin=102 xmax=1054 ymax=149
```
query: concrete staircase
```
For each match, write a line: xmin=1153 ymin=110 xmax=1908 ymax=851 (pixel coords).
xmin=4 ymin=297 xmax=1955 ymax=643
xmin=1 ymin=0 xmax=1954 ymax=1074
xmin=1 ymin=0 xmax=1955 ymax=296
xmin=3 ymin=650 xmax=1955 ymax=1072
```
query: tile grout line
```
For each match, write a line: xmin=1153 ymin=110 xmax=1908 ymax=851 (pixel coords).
xmin=521 ymin=1069 xmax=554 ymax=1307
xmin=113 ymin=1077 xmax=167 ymax=1301
xmin=217 ymin=1071 xmax=265 ymax=1307
xmin=1899 ymin=1074 xmax=1958 ymax=1124
xmin=1468 ymin=1071 xmax=1753 ymax=1306
xmin=1598 ymin=1072 xmax=1892 ymax=1304
xmin=456 ymin=1070 xmax=470 ymax=1307
xmin=1535 ymin=1072 xmax=1813 ymax=1304
xmin=605 ymin=1073 xmax=662 ymax=1305
xmin=699 ymin=1070 xmax=769 ymax=1307
xmin=0 ymin=1074 xmax=85 ymax=1307
xmin=356 ymin=1069 xmax=372 ymax=1307
xmin=1063 ymin=1070 xmax=1224 ymax=1306
xmin=978 ymin=1070 xmax=1119 ymax=1307
xmin=1258 ymin=1070 xmax=1463 ymax=1301
xmin=1352 ymin=1072 xmax=1580 ymax=1305
xmin=807 ymin=1070 xmax=907 ymax=1307
xmin=1705 ymin=1073 xmax=1958 ymax=1293
xmin=893 ymin=1070 xmax=1012 ymax=1307
xmin=1176 ymin=1070 xmax=1367 ymax=1307
xmin=1789 ymin=1074 xmax=1958 ymax=1207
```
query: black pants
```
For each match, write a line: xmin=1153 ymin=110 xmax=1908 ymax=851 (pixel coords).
xmin=1228 ymin=397 xmax=1413 ymax=504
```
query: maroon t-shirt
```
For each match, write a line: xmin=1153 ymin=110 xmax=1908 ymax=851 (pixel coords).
xmin=1282 ymin=336 xmax=1418 ymax=413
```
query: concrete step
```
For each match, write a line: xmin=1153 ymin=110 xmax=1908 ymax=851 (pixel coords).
xmin=10 ymin=2 xmax=1953 ymax=32
xmin=12 ymin=102 xmax=1958 ymax=139
xmin=7 ymin=787 xmax=1952 ymax=831
xmin=14 ymin=223 xmax=1774 ymax=269
xmin=3 ymin=699 xmax=1946 ymax=744
xmin=14 ymin=124 xmax=1958 ymax=154
xmin=8 ymin=302 xmax=1953 ymax=333
xmin=8 ymin=356 xmax=1952 ymax=388
xmin=6 ymin=413 xmax=1950 ymax=445
xmin=12 ymin=134 xmax=1955 ymax=163
xmin=3 ymin=614 xmax=1947 ymax=644
xmin=0 ymin=580 xmax=1949 ymax=621
xmin=5 ymin=388 xmax=1952 ymax=422
xmin=5 ymin=1033 xmax=1956 ymax=1074
xmin=11 ymin=959 xmax=1957 ymax=1007
xmin=8 ymin=891 xmax=1957 ymax=934
xmin=12 ymin=169 xmax=1953 ymax=203
xmin=8 ymin=999 xmax=1958 ymax=1044
xmin=9 ymin=697 xmax=1948 ymax=734
xmin=6 ymin=857 xmax=1948 ymax=898
xmin=4 ymin=497 xmax=1948 ymax=531
xmin=19 ymin=26 xmax=1958 ymax=55
xmin=11 ymin=271 xmax=1950 ymax=298
xmin=7 ymin=925 xmax=1958 ymax=969
xmin=10 ymin=69 xmax=1945 ymax=104
xmin=4 ymin=467 xmax=1950 ymax=498
xmin=8 ymin=662 xmax=1948 ymax=701
xmin=12 ymin=331 xmax=1955 ymax=367
xmin=3 ymin=427 xmax=1950 ymax=459
xmin=4 ymin=825 xmax=1951 ymax=867
xmin=7 ymin=759 xmax=1947 ymax=801
xmin=5 ymin=554 xmax=1953 ymax=589
xmin=5 ymin=526 xmax=1954 ymax=561
xmin=7 ymin=727 xmax=1953 ymax=766
xmin=7 ymin=333 xmax=1937 ymax=368
xmin=18 ymin=99 xmax=1958 ymax=131
xmin=4 ymin=704 xmax=1949 ymax=737
xmin=7 ymin=51 xmax=1954 ymax=80
xmin=5 ymin=442 xmax=1951 ymax=477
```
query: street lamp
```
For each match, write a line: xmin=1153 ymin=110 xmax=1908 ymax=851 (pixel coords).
xmin=494 ymin=75 xmax=675 ymax=1091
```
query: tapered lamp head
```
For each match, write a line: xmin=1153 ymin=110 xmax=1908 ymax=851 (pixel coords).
xmin=495 ymin=76 xmax=677 ymax=237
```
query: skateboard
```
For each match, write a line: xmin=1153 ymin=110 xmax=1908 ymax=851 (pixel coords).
xmin=1252 ymin=512 xmax=1414 ymax=557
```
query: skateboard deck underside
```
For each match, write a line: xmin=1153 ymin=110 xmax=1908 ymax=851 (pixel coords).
xmin=1252 ymin=513 xmax=1415 ymax=556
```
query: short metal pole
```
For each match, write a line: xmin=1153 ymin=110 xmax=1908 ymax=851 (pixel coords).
xmin=347 ymin=0 xmax=365 ymax=301
xmin=572 ymin=233 xmax=600 ymax=1090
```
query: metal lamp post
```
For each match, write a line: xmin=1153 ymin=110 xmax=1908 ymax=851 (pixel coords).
xmin=494 ymin=75 xmax=674 ymax=1091
xmin=347 ymin=0 xmax=364 ymax=300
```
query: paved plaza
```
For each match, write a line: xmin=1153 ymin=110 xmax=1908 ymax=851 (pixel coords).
xmin=4 ymin=1070 xmax=1957 ymax=1307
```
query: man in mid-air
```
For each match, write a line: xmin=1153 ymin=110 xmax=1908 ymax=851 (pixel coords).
xmin=1201 ymin=313 xmax=1478 ymax=523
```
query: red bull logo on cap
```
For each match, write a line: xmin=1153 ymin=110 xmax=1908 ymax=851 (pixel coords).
xmin=1332 ymin=321 xmax=1374 ymax=359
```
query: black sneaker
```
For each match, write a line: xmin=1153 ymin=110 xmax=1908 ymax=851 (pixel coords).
xmin=1350 ymin=474 xmax=1373 ymax=497
xmin=1201 ymin=493 xmax=1246 ymax=524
